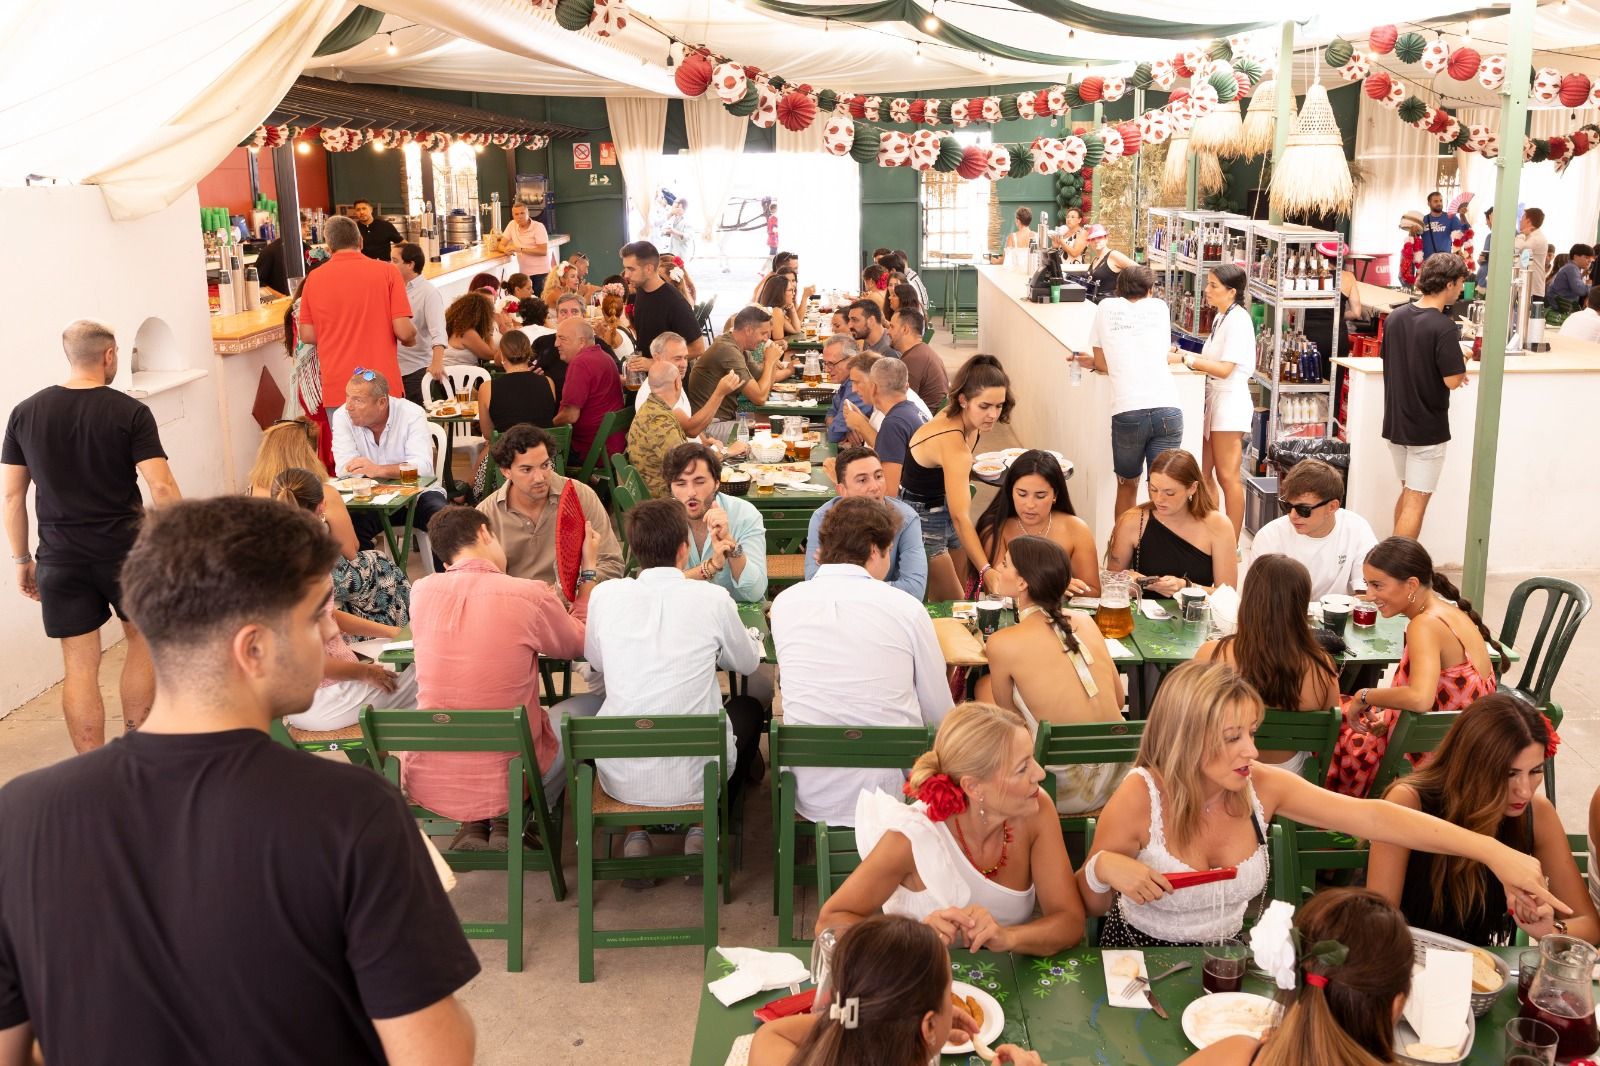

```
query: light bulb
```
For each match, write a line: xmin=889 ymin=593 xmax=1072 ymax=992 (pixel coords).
xmin=386 ymin=34 xmax=397 ymax=55
xmin=914 ymin=45 xmax=923 ymax=63
xmin=373 ymin=141 xmax=385 ymax=152
xmin=924 ymin=14 xmax=939 ymax=30
xmin=296 ymin=141 xmax=310 ymax=155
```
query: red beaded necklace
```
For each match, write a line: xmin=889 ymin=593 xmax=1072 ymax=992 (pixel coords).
xmin=951 ymin=817 xmax=1014 ymax=880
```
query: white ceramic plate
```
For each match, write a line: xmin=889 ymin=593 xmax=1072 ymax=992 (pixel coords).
xmin=332 ymin=477 xmax=377 ymax=493
xmin=944 ymin=981 xmax=1004 ymax=1056
xmin=1004 ymin=448 xmax=1071 ymax=470
xmin=973 ymin=458 xmax=1008 ymax=479
xmin=1181 ymin=992 xmax=1280 ymax=1049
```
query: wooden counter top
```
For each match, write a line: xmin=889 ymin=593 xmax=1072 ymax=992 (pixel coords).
xmin=1335 ymin=330 xmax=1600 ymax=375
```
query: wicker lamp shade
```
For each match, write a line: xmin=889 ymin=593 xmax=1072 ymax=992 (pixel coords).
xmin=1190 ymin=97 xmax=1244 ymax=157
xmin=1160 ymin=134 xmax=1224 ymax=200
xmin=1240 ymin=78 xmax=1294 ymax=159
xmin=1270 ymin=82 xmax=1352 ymax=217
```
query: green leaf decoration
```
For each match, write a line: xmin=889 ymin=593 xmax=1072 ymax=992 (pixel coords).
xmin=999 ymin=94 xmax=1020 ymax=121
xmin=935 ymin=135 xmax=965 ymax=172
xmin=849 ymin=124 xmax=881 ymax=163
xmin=1397 ymin=96 xmax=1427 ymax=124
xmin=1324 ymin=39 xmax=1354 ymax=69
xmin=1131 ymin=61 xmax=1153 ymax=90
xmin=1233 ymin=58 xmax=1263 ymax=86
xmin=1307 ymin=938 xmax=1350 ymax=968
xmin=1007 ymin=143 xmax=1034 ymax=177
xmin=1394 ymin=31 xmax=1426 ymax=64
xmin=1080 ymin=132 xmax=1105 ymax=169
xmin=725 ymin=79 xmax=759 ymax=117
xmin=1208 ymin=37 xmax=1233 ymax=61
xmin=1532 ymin=139 xmax=1550 ymax=163
xmin=1210 ymin=70 xmax=1239 ymax=102
xmin=816 ymin=88 xmax=838 ymax=114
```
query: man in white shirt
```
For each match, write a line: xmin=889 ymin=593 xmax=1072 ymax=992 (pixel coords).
xmin=1075 ymin=264 xmax=1186 ymax=518
xmin=582 ymin=497 xmax=764 ymax=881
xmin=498 ymin=201 xmax=551 ymax=290
xmin=1560 ymin=288 xmax=1600 ymax=344
xmin=390 ymin=242 xmax=446 ymax=406
xmin=330 ymin=369 xmax=449 ymax=564
xmin=773 ymin=497 xmax=952 ymax=826
xmin=1245 ymin=459 xmax=1377 ymax=600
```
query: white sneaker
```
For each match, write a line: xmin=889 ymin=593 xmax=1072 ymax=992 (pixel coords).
xmin=683 ymin=828 xmax=706 ymax=885
xmin=623 ymin=830 xmax=655 ymax=890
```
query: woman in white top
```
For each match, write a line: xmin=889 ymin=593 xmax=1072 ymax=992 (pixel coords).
xmin=1078 ymin=660 xmax=1567 ymax=948
xmin=1004 ymin=206 xmax=1035 ymax=250
xmin=1181 ymin=264 xmax=1254 ymax=536
xmin=1561 ymin=287 xmax=1600 ymax=343
xmin=817 ymin=701 xmax=1087 ymax=955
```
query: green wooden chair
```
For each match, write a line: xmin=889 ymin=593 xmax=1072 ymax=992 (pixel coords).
xmin=610 ymin=452 xmax=649 ymax=500
xmin=1498 ymin=577 xmax=1592 ymax=800
xmin=1270 ymin=819 xmax=1370 ymax=903
xmin=814 ymin=820 xmax=860 ymax=917
xmin=564 ymin=712 xmax=731 ymax=982
xmin=1253 ymin=708 xmax=1342 ymax=783
xmin=609 ymin=480 xmax=642 ymax=574
xmin=359 ymin=705 xmax=566 ymax=973
xmin=572 ymin=407 xmax=635 ymax=495
xmin=268 ymin=718 xmax=373 ymax=768
xmin=1369 ymin=710 xmax=1462 ymax=798
xmin=761 ymin=507 xmax=813 ymax=595
xmin=483 ymin=425 xmax=570 ymax=496
xmin=1033 ymin=719 xmax=1145 ymax=841
xmin=770 ymin=722 xmax=934 ymax=946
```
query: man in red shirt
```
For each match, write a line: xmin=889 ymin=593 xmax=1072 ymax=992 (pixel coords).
xmin=297 ymin=215 xmax=417 ymax=411
xmin=552 ymin=317 xmax=625 ymax=466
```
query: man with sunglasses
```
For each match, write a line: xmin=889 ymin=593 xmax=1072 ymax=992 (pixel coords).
xmin=1244 ymin=458 xmax=1376 ymax=600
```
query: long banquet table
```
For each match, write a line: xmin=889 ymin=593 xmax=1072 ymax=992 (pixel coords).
xmin=976 ymin=264 xmax=1206 ymax=548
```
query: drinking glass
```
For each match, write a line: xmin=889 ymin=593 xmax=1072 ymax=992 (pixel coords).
xmin=976 ymin=599 xmax=1004 ymax=638
xmin=397 ymin=462 xmax=418 ymax=485
xmin=1504 ymin=1017 xmax=1558 ymax=1065
xmin=1203 ymin=938 xmax=1247 ymax=994
xmin=1518 ymin=948 xmax=1542 ymax=1006
xmin=1096 ymin=570 xmax=1134 ymax=639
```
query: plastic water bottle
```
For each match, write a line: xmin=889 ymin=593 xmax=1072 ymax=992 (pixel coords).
xmin=736 ymin=411 xmax=751 ymax=444
xmin=1069 ymin=351 xmax=1083 ymax=387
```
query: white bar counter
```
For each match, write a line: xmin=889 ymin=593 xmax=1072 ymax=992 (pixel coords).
xmin=1336 ymin=334 xmax=1600 ymax=570
xmin=976 ymin=264 xmax=1206 ymax=546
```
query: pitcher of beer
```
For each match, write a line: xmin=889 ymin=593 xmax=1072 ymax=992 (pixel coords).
xmin=803 ymin=352 xmax=822 ymax=385
xmin=1096 ymin=571 xmax=1135 ymax=639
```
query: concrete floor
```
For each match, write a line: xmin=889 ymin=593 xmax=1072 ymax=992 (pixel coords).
xmin=3 ymin=333 xmax=1597 ymax=1063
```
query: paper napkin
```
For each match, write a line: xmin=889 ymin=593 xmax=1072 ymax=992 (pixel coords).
xmin=708 ymin=946 xmax=811 ymax=1007
xmin=1102 ymin=950 xmax=1151 ymax=1009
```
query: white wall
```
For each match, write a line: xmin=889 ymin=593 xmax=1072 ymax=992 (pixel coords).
xmin=0 ymin=185 xmax=225 ymax=715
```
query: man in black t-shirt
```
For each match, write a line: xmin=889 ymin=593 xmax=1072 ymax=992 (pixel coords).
xmin=1380 ymin=252 xmax=1470 ymax=539
xmin=0 ymin=497 xmax=481 ymax=1065
xmin=621 ymin=238 xmax=706 ymax=358
xmin=2 ymin=320 xmax=182 ymax=752
xmin=352 ymin=198 xmax=404 ymax=260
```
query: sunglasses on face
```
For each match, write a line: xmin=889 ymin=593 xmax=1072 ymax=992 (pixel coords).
xmin=1279 ymin=497 xmax=1334 ymax=518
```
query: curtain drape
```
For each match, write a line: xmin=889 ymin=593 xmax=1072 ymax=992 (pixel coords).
xmin=606 ymin=97 xmax=669 ymax=241
xmin=313 ymin=5 xmax=384 ymax=56
xmin=1349 ymin=92 xmax=1439 ymax=264
xmin=683 ymin=97 xmax=749 ymax=251
xmin=1456 ymin=108 xmax=1600 ymax=254
xmin=774 ymin=124 xmax=861 ymax=295
xmin=750 ymin=0 xmax=1101 ymax=64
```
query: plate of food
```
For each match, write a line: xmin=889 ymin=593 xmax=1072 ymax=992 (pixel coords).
xmin=1003 ymin=448 xmax=1070 ymax=470
xmin=1000 ymin=447 xmax=1029 ymax=461
xmin=944 ymin=981 xmax=1004 ymax=1057
xmin=1181 ymin=992 xmax=1280 ymax=1049
xmin=332 ymin=476 xmax=377 ymax=494
xmin=772 ymin=381 xmax=804 ymax=393
xmin=973 ymin=457 xmax=1008 ymax=479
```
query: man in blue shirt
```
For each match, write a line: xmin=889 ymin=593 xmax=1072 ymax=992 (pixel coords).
xmin=1421 ymin=191 xmax=1468 ymax=258
xmin=664 ymin=441 xmax=768 ymax=604
xmin=1548 ymin=243 xmax=1595 ymax=308
xmin=1475 ymin=207 xmax=1493 ymax=288
xmin=804 ymin=446 xmax=927 ymax=599
xmin=822 ymin=333 xmax=865 ymax=444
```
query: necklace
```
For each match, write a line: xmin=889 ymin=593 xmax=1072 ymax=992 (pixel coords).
xmin=951 ymin=816 xmax=1013 ymax=880
xmin=1016 ymin=514 xmax=1054 ymax=538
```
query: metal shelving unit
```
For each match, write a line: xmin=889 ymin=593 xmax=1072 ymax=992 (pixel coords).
xmin=1159 ymin=210 xmax=1248 ymax=343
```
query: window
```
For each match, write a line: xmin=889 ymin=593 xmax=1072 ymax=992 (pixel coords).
xmin=920 ymin=131 xmax=991 ymax=258
xmin=401 ymin=141 xmax=481 ymax=218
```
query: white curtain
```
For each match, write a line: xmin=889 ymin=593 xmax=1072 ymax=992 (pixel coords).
xmin=682 ymin=96 xmax=749 ymax=247
xmin=605 ymin=97 xmax=670 ymax=241
xmin=0 ymin=0 xmax=349 ymax=219
xmin=1456 ymin=108 xmax=1600 ymax=254
xmin=775 ymin=124 xmax=861 ymax=294
xmin=1349 ymin=92 xmax=1439 ymax=268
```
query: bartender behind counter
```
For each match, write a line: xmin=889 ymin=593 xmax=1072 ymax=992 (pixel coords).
xmin=351 ymin=199 xmax=403 ymax=261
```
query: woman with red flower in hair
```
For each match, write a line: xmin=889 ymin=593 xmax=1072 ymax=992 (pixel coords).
xmin=815 ymin=701 xmax=1087 ymax=954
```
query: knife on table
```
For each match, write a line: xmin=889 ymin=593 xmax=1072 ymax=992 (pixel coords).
xmin=1143 ymin=985 xmax=1169 ymax=1020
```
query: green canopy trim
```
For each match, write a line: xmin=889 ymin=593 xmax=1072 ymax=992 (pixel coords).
xmin=750 ymin=0 xmax=1109 ymax=65
xmin=313 ymin=6 xmax=385 ymax=58
xmin=997 ymin=0 xmax=1279 ymax=40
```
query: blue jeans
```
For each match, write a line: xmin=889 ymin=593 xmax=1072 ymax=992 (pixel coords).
xmin=1111 ymin=407 xmax=1184 ymax=481
xmin=900 ymin=492 xmax=960 ymax=559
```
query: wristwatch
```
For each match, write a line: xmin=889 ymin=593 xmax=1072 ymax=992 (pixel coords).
xmin=578 ymin=569 xmax=598 ymax=585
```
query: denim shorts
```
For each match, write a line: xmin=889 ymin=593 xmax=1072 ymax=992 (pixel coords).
xmin=900 ymin=493 xmax=961 ymax=559
xmin=1111 ymin=406 xmax=1184 ymax=481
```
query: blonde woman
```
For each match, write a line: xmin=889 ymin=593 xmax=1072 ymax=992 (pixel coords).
xmin=1078 ymin=661 xmax=1567 ymax=947
xmin=816 ymin=702 xmax=1087 ymax=956
xmin=540 ymin=262 xmax=579 ymax=312
xmin=247 ymin=420 xmax=410 ymax=627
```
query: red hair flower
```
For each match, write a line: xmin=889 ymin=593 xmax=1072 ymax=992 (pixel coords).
xmin=903 ymin=773 xmax=967 ymax=822
xmin=1542 ymin=714 xmax=1562 ymax=759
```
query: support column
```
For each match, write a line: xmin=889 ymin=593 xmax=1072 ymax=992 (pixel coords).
xmin=271 ymin=142 xmax=304 ymax=285
xmin=1462 ymin=0 xmax=1536 ymax=605
xmin=1132 ymin=88 xmax=1144 ymax=256
xmin=1268 ymin=19 xmax=1295 ymax=224
xmin=1186 ymin=155 xmax=1198 ymax=210
xmin=1091 ymin=101 xmax=1104 ymax=223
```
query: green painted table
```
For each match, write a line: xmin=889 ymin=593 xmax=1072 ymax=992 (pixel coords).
xmin=724 ymin=443 xmax=838 ymax=514
xmin=340 ymin=476 xmax=436 ymax=573
xmin=740 ymin=398 xmax=832 ymax=423
xmin=688 ymin=947 xmax=1030 ymax=1066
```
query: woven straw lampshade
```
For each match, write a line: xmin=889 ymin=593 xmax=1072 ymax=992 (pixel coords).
xmin=1269 ymin=82 xmax=1352 ymax=216
xmin=1190 ymin=97 xmax=1244 ymax=157
xmin=1241 ymin=78 xmax=1295 ymax=159
xmin=1161 ymin=134 xmax=1225 ymax=200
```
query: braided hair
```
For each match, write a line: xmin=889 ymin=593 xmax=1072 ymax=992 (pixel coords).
xmin=1365 ymin=537 xmax=1504 ymax=659
xmin=1006 ymin=535 xmax=1082 ymax=655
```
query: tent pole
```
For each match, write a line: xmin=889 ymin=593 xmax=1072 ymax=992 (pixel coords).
xmin=1133 ymin=88 xmax=1144 ymax=256
xmin=1091 ymin=102 xmax=1103 ymax=223
xmin=1268 ymin=19 xmax=1294 ymax=224
xmin=271 ymin=143 xmax=304 ymax=285
xmin=1462 ymin=0 xmax=1535 ymax=606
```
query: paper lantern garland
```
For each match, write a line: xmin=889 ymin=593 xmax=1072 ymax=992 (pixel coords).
xmin=1479 ymin=55 xmax=1506 ymax=91
xmin=726 ymin=80 xmax=760 ymax=117
xmin=1369 ymin=24 xmax=1398 ymax=54
xmin=849 ymin=124 xmax=880 ymax=163
xmin=935 ymin=136 xmax=965 ymax=173
xmin=751 ymin=82 xmax=781 ymax=128
xmin=1393 ymin=32 xmax=1426 ymax=64
xmin=712 ymin=62 xmax=748 ymax=104
xmin=822 ymin=113 xmax=855 ymax=155
xmin=1324 ymin=39 xmax=1354 ymax=69
xmin=777 ymin=90 xmax=817 ymax=131
xmin=1563 ymin=73 xmax=1594 ymax=109
xmin=1447 ymin=46 xmax=1480 ymax=81
xmin=1364 ymin=72 xmax=1392 ymax=100
xmin=957 ymin=145 xmax=989 ymax=179
xmin=675 ymin=51 xmax=713 ymax=96
xmin=554 ymin=0 xmax=594 ymax=32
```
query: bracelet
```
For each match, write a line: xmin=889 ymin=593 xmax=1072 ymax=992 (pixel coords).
xmin=1182 ymin=352 xmax=1197 ymax=370
xmin=700 ymin=560 xmax=711 ymax=581
xmin=979 ymin=564 xmax=993 ymax=588
xmin=578 ymin=568 xmax=598 ymax=585
xmin=11 ymin=553 xmax=30 ymax=565
xmin=1084 ymin=852 xmax=1111 ymax=895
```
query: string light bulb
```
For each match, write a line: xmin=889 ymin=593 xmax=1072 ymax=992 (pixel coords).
xmin=296 ymin=141 xmax=310 ymax=155
xmin=373 ymin=140 xmax=385 ymax=152
xmin=386 ymin=33 xmax=397 ymax=55
xmin=914 ymin=44 xmax=923 ymax=63
xmin=924 ymin=1 xmax=938 ymax=31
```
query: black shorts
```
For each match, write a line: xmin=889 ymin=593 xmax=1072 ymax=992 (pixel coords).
xmin=35 ymin=560 xmax=128 ymax=639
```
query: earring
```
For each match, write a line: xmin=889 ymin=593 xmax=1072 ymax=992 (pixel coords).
xmin=979 ymin=796 xmax=986 ymax=821
xmin=1407 ymin=588 xmax=1416 ymax=604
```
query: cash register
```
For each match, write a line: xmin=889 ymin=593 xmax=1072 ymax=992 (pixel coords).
xmin=1027 ymin=249 xmax=1087 ymax=303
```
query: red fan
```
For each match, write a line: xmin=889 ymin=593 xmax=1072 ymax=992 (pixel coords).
xmin=555 ymin=481 xmax=585 ymax=602
xmin=777 ymin=90 xmax=817 ymax=132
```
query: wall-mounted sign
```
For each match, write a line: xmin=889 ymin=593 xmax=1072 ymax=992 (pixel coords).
xmin=599 ymin=142 xmax=617 ymax=166
xmin=573 ymin=143 xmax=592 ymax=171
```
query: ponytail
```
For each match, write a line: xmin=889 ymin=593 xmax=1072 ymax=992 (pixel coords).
xmin=268 ymin=467 xmax=325 ymax=513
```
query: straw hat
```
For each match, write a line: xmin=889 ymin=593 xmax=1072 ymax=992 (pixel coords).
xmin=1399 ymin=210 xmax=1424 ymax=231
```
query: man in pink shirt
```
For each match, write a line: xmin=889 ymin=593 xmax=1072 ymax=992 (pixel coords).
xmin=552 ymin=317 xmax=625 ymax=465
xmin=497 ymin=201 xmax=551 ymax=292
xmin=402 ymin=505 xmax=601 ymax=851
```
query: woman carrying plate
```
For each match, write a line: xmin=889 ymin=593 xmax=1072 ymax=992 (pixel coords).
xmin=749 ymin=915 xmax=1044 ymax=1066
xmin=817 ymin=701 xmax=1087 ymax=956
xmin=1180 ymin=889 xmax=1412 ymax=1066
xmin=1079 ymin=661 xmax=1567 ymax=949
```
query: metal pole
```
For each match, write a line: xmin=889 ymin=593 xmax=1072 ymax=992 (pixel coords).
xmin=1268 ymin=19 xmax=1295 ymax=224
xmin=1186 ymin=154 xmax=1198 ymax=210
xmin=1091 ymin=101 xmax=1104 ymax=223
xmin=271 ymin=142 xmax=305 ymax=285
xmin=1133 ymin=88 xmax=1144 ymax=256
xmin=1462 ymin=0 xmax=1535 ymax=606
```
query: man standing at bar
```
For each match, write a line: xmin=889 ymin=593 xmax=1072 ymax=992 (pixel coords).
xmin=391 ymin=242 xmax=447 ymax=406
xmin=351 ymin=198 xmax=403 ymax=261
xmin=1380 ymin=254 xmax=1470 ymax=540
xmin=1420 ymin=191 xmax=1467 ymax=259
xmin=2 ymin=320 xmax=182 ymax=751
xmin=500 ymin=201 xmax=552 ymax=295
xmin=297 ymin=215 xmax=416 ymax=412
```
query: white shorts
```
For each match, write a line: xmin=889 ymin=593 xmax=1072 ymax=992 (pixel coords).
xmin=1205 ymin=388 xmax=1254 ymax=435
xmin=1388 ymin=441 xmax=1447 ymax=493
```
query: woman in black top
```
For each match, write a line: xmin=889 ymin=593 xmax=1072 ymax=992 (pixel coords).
xmin=478 ymin=331 xmax=557 ymax=440
xmin=1104 ymin=448 xmax=1237 ymax=598
xmin=1368 ymin=693 xmax=1597 ymax=945
xmin=1084 ymin=224 xmax=1135 ymax=301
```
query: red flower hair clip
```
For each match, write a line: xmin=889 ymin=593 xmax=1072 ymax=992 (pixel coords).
xmin=903 ymin=773 xmax=967 ymax=822
xmin=1542 ymin=713 xmax=1562 ymax=759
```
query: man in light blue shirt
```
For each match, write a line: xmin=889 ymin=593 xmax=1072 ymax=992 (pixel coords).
xmin=665 ymin=441 xmax=768 ymax=603
xmin=822 ymin=334 xmax=865 ymax=444
xmin=804 ymin=446 xmax=926 ymax=600
xmin=390 ymin=242 xmax=446 ymax=405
